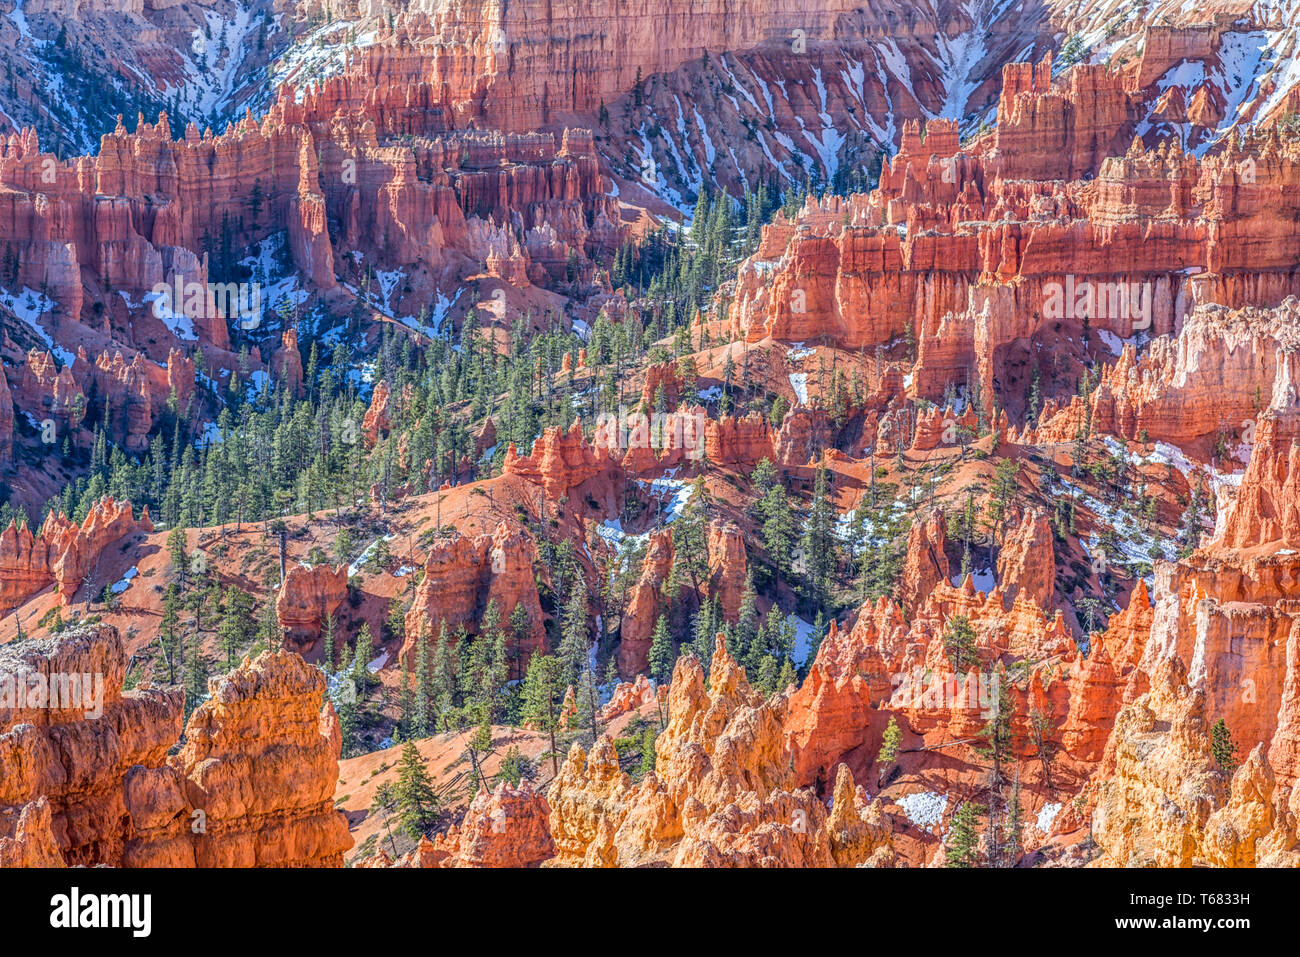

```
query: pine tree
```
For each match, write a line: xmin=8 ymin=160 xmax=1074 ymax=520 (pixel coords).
xmin=942 ymin=615 xmax=979 ymax=672
xmin=945 ymin=801 xmax=985 ymax=867
xmin=464 ymin=703 xmax=494 ymax=796
xmin=351 ymin=622 xmax=374 ymax=683
xmin=166 ymin=528 xmax=190 ymax=591
xmin=558 ymin=583 xmax=591 ymax=685
xmin=801 ymin=465 xmax=837 ymax=607
xmin=975 ymin=675 xmax=1015 ymax=866
xmin=647 ymin=614 xmax=675 ymax=682
xmin=1211 ymin=718 xmax=1239 ymax=774
xmin=183 ymin=639 xmax=209 ymax=721
xmin=638 ymin=724 xmax=657 ymax=778
xmin=877 ymin=715 xmax=902 ymax=786
xmin=159 ymin=584 xmax=182 ymax=682
xmin=394 ymin=741 xmax=439 ymax=838
xmin=691 ymin=596 xmax=718 ymax=668
xmin=574 ymin=664 xmax=601 ymax=740
xmin=1004 ymin=770 xmax=1025 ymax=866
xmin=256 ymin=597 xmax=281 ymax=654
xmin=431 ymin=623 xmax=455 ymax=730
xmin=322 ymin=612 xmax=337 ymax=674
xmin=732 ymin=572 xmax=759 ymax=660
xmin=397 ymin=659 xmax=414 ymax=739
xmin=216 ymin=593 xmax=244 ymax=668
xmin=413 ymin=626 xmax=432 ymax=736
xmin=521 ymin=653 xmax=565 ymax=775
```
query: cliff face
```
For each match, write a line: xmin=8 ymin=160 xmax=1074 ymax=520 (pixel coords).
xmin=549 ymin=635 xmax=892 ymax=867
xmin=0 ymin=624 xmax=351 ymax=867
xmin=418 ymin=780 xmax=555 ymax=868
xmin=401 ymin=520 xmax=546 ymax=663
xmin=995 ymin=508 xmax=1055 ymax=609
xmin=616 ymin=528 xmax=675 ymax=678
xmin=503 ymin=419 xmax=619 ymax=507
xmin=0 ymin=625 xmax=182 ymax=867
xmin=0 ymin=366 xmax=12 ymax=466
xmin=726 ymin=63 xmax=1300 ymax=410
xmin=2 ymin=343 xmax=194 ymax=456
xmin=276 ymin=563 xmax=350 ymax=656
xmin=1222 ymin=400 xmax=1300 ymax=550
xmin=1082 ymin=349 xmax=1300 ymax=865
xmin=0 ymin=95 xmax=617 ymax=448
xmin=0 ymin=496 xmax=152 ymax=615
xmin=159 ymin=649 xmax=352 ymax=867
xmin=1014 ymin=300 xmax=1300 ymax=453
xmin=1093 ymin=656 xmax=1226 ymax=866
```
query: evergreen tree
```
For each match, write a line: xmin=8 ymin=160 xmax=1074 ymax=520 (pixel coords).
xmin=159 ymin=584 xmax=182 ymax=682
xmin=1211 ymin=718 xmax=1239 ymax=774
xmin=945 ymin=801 xmax=985 ymax=867
xmin=397 ymin=659 xmax=414 ymax=739
xmin=431 ymin=623 xmax=455 ymax=731
xmin=801 ymin=465 xmax=837 ymax=607
xmin=413 ymin=626 xmax=432 ymax=736
xmin=647 ymin=613 xmax=675 ymax=683
xmin=942 ymin=615 xmax=979 ymax=672
xmin=351 ymin=622 xmax=374 ymax=683
xmin=638 ymin=724 xmax=657 ymax=778
xmin=183 ymin=639 xmax=209 ymax=721
xmin=521 ymin=653 xmax=565 ymax=775
xmin=394 ymin=741 xmax=439 ymax=838
xmin=558 ymin=583 xmax=591 ymax=685
xmin=464 ymin=703 xmax=494 ymax=796
xmin=322 ymin=612 xmax=338 ymax=674
xmin=877 ymin=715 xmax=902 ymax=786
xmin=1004 ymin=771 xmax=1025 ymax=866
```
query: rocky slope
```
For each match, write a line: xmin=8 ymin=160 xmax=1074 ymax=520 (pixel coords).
xmin=0 ymin=622 xmax=350 ymax=866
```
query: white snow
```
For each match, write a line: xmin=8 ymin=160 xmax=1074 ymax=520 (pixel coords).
xmin=110 ymin=566 xmax=138 ymax=595
xmin=347 ymin=534 xmax=396 ymax=577
xmin=194 ymin=421 xmax=224 ymax=449
xmin=896 ymin=791 xmax=948 ymax=830
xmin=789 ymin=372 xmax=809 ymax=405
xmin=1 ymin=286 xmax=75 ymax=365
xmin=144 ymin=290 xmax=198 ymax=342
xmin=791 ymin=615 xmax=816 ymax=666
xmin=640 ymin=477 xmax=695 ymax=523
xmin=1036 ymin=801 xmax=1063 ymax=835
xmin=244 ymin=369 xmax=271 ymax=400
xmin=951 ymin=567 xmax=996 ymax=593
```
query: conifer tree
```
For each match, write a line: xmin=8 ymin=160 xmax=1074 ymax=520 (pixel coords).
xmin=877 ymin=715 xmax=902 ymax=786
xmin=558 ymin=584 xmax=591 ymax=685
xmin=945 ymin=801 xmax=985 ymax=867
xmin=942 ymin=615 xmax=979 ymax=672
xmin=1211 ymin=718 xmax=1239 ymax=774
xmin=647 ymin=613 xmax=675 ymax=682
xmin=801 ymin=465 xmax=837 ymax=607
xmin=394 ymin=741 xmax=439 ymax=838
xmin=521 ymin=653 xmax=565 ymax=775
xmin=413 ymin=626 xmax=432 ymax=736
xmin=322 ymin=612 xmax=338 ymax=674
xmin=1004 ymin=770 xmax=1025 ymax=866
xmin=431 ymin=623 xmax=455 ymax=730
